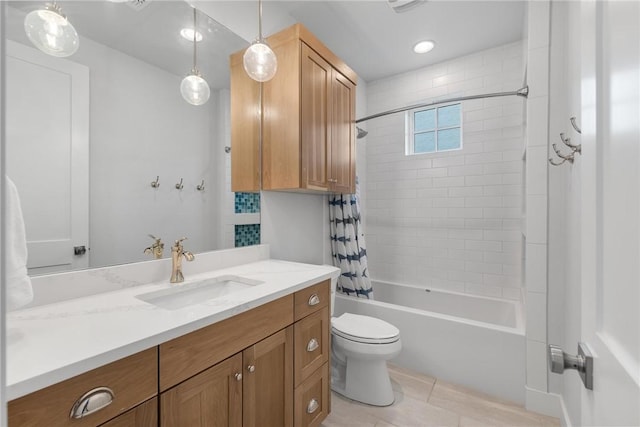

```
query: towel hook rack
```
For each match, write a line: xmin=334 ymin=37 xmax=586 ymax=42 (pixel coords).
xmin=196 ymin=180 xmax=205 ymax=191
xmin=150 ymin=176 xmax=160 ymax=188
xmin=175 ymin=178 xmax=184 ymax=190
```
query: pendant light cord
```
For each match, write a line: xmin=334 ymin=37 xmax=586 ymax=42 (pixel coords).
xmin=192 ymin=7 xmax=197 ymax=71
xmin=258 ymin=0 xmax=263 ymax=41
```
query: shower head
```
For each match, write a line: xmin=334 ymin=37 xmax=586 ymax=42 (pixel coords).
xmin=356 ymin=126 xmax=368 ymax=139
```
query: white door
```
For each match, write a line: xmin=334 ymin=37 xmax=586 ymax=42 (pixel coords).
xmin=6 ymin=41 xmax=89 ymax=274
xmin=579 ymin=0 xmax=640 ymax=424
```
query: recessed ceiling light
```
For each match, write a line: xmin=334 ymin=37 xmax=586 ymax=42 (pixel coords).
xmin=180 ymin=28 xmax=203 ymax=42
xmin=413 ymin=40 xmax=435 ymax=54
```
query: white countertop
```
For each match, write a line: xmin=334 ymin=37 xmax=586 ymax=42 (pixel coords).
xmin=6 ymin=259 xmax=340 ymax=400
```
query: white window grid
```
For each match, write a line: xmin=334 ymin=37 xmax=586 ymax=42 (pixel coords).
xmin=405 ymin=102 xmax=463 ymax=155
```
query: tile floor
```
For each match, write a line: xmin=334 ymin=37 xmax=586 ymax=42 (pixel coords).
xmin=321 ymin=364 xmax=560 ymax=427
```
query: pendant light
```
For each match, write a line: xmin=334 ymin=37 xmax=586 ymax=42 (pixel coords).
xmin=24 ymin=2 xmax=79 ymax=57
xmin=180 ymin=7 xmax=210 ymax=106
xmin=243 ymin=0 xmax=277 ymax=82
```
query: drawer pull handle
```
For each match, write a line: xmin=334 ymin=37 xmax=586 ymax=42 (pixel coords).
xmin=247 ymin=365 xmax=256 ymax=373
xmin=307 ymin=338 xmax=319 ymax=352
xmin=234 ymin=373 xmax=243 ymax=381
xmin=308 ymin=294 xmax=320 ymax=306
xmin=70 ymin=387 xmax=114 ymax=419
xmin=307 ymin=398 xmax=319 ymax=414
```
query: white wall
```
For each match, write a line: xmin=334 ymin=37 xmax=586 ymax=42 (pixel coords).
xmin=363 ymin=41 xmax=525 ymax=300
xmin=522 ymin=0 xmax=554 ymax=416
xmin=260 ymin=192 xmax=327 ymax=264
xmin=547 ymin=1 xmax=584 ymax=424
xmin=67 ymin=36 xmax=223 ymax=268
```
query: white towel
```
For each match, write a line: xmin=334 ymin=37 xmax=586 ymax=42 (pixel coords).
xmin=5 ymin=176 xmax=33 ymax=311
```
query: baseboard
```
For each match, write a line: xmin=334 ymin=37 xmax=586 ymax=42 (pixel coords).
xmin=525 ymin=387 xmax=562 ymax=418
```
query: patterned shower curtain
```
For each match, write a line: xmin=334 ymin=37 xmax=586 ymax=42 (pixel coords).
xmin=329 ymin=178 xmax=373 ymax=299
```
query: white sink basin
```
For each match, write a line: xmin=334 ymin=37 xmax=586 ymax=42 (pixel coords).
xmin=135 ymin=275 xmax=264 ymax=310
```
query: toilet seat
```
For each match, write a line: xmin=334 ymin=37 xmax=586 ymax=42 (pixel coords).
xmin=332 ymin=313 xmax=400 ymax=344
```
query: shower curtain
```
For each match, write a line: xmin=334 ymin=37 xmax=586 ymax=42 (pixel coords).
xmin=329 ymin=178 xmax=373 ymax=299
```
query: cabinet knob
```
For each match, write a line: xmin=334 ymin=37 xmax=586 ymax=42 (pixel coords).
xmin=247 ymin=365 xmax=256 ymax=373
xmin=308 ymin=294 xmax=320 ymax=306
xmin=306 ymin=338 xmax=319 ymax=352
xmin=69 ymin=387 xmax=114 ymax=419
xmin=306 ymin=398 xmax=319 ymax=414
xmin=234 ymin=373 xmax=243 ymax=381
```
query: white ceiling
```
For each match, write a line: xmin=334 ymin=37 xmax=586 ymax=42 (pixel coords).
xmin=5 ymin=1 xmax=526 ymax=87
xmin=267 ymin=0 xmax=526 ymax=82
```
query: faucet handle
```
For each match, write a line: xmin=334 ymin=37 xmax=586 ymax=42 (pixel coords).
xmin=144 ymin=235 xmax=164 ymax=259
xmin=173 ymin=237 xmax=188 ymax=248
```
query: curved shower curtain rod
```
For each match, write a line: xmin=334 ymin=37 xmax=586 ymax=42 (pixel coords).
xmin=355 ymin=86 xmax=529 ymax=124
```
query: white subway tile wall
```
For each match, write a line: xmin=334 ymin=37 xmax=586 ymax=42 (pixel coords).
xmin=363 ymin=41 xmax=525 ymax=300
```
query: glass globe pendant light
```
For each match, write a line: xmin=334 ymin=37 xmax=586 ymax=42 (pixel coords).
xmin=24 ymin=2 xmax=79 ymax=57
xmin=243 ymin=0 xmax=277 ymax=82
xmin=180 ymin=7 xmax=210 ymax=106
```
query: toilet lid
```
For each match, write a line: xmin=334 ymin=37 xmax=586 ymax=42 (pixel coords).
xmin=332 ymin=313 xmax=400 ymax=344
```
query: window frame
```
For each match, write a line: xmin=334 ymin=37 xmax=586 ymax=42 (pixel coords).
xmin=405 ymin=102 xmax=463 ymax=155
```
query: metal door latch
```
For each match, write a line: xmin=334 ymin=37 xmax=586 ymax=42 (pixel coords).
xmin=548 ymin=342 xmax=593 ymax=390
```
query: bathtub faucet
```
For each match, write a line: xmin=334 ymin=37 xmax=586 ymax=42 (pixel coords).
xmin=170 ymin=237 xmax=194 ymax=283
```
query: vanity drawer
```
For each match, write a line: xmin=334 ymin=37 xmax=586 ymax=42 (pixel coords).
xmin=159 ymin=294 xmax=293 ymax=391
xmin=100 ymin=397 xmax=157 ymax=427
xmin=8 ymin=347 xmax=158 ymax=427
xmin=294 ymin=306 xmax=330 ymax=386
xmin=294 ymin=280 xmax=330 ymax=321
xmin=294 ymin=363 xmax=330 ymax=427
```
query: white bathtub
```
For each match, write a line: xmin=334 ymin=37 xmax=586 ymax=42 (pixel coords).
xmin=333 ymin=280 xmax=526 ymax=404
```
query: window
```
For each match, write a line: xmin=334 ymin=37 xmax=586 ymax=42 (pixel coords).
xmin=406 ymin=103 xmax=462 ymax=155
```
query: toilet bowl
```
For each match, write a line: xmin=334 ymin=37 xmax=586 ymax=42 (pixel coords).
xmin=329 ymin=279 xmax=402 ymax=406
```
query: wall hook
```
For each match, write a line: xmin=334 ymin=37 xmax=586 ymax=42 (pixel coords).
xmin=224 ymin=146 xmax=231 ymax=153
xmin=175 ymin=178 xmax=184 ymax=190
xmin=151 ymin=176 xmax=160 ymax=188
xmin=570 ymin=117 xmax=582 ymax=134
xmin=551 ymin=143 xmax=575 ymax=164
xmin=548 ymin=157 xmax=567 ymax=166
xmin=197 ymin=180 xmax=205 ymax=191
xmin=560 ymin=133 xmax=582 ymax=155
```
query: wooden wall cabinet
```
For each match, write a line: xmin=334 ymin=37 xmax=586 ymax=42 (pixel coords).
xmin=231 ymin=24 xmax=357 ymax=194
xmin=8 ymin=281 xmax=331 ymax=427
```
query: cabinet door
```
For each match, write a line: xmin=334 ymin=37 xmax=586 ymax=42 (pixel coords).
xmin=243 ymin=327 xmax=294 ymax=427
xmin=160 ymin=354 xmax=242 ymax=427
xmin=301 ymin=43 xmax=332 ymax=191
xmin=330 ymin=69 xmax=356 ymax=194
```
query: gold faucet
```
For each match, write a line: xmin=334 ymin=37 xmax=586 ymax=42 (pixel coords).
xmin=144 ymin=234 xmax=164 ymax=259
xmin=170 ymin=238 xmax=195 ymax=283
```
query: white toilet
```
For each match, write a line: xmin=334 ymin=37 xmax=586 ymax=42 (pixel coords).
xmin=330 ymin=279 xmax=402 ymax=406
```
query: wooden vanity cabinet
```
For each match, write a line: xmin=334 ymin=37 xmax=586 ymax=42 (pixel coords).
xmin=230 ymin=23 xmax=357 ymax=194
xmin=8 ymin=280 xmax=332 ymax=427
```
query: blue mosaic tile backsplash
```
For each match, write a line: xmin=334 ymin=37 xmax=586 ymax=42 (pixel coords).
xmin=235 ymin=224 xmax=260 ymax=247
xmin=234 ymin=192 xmax=260 ymax=214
